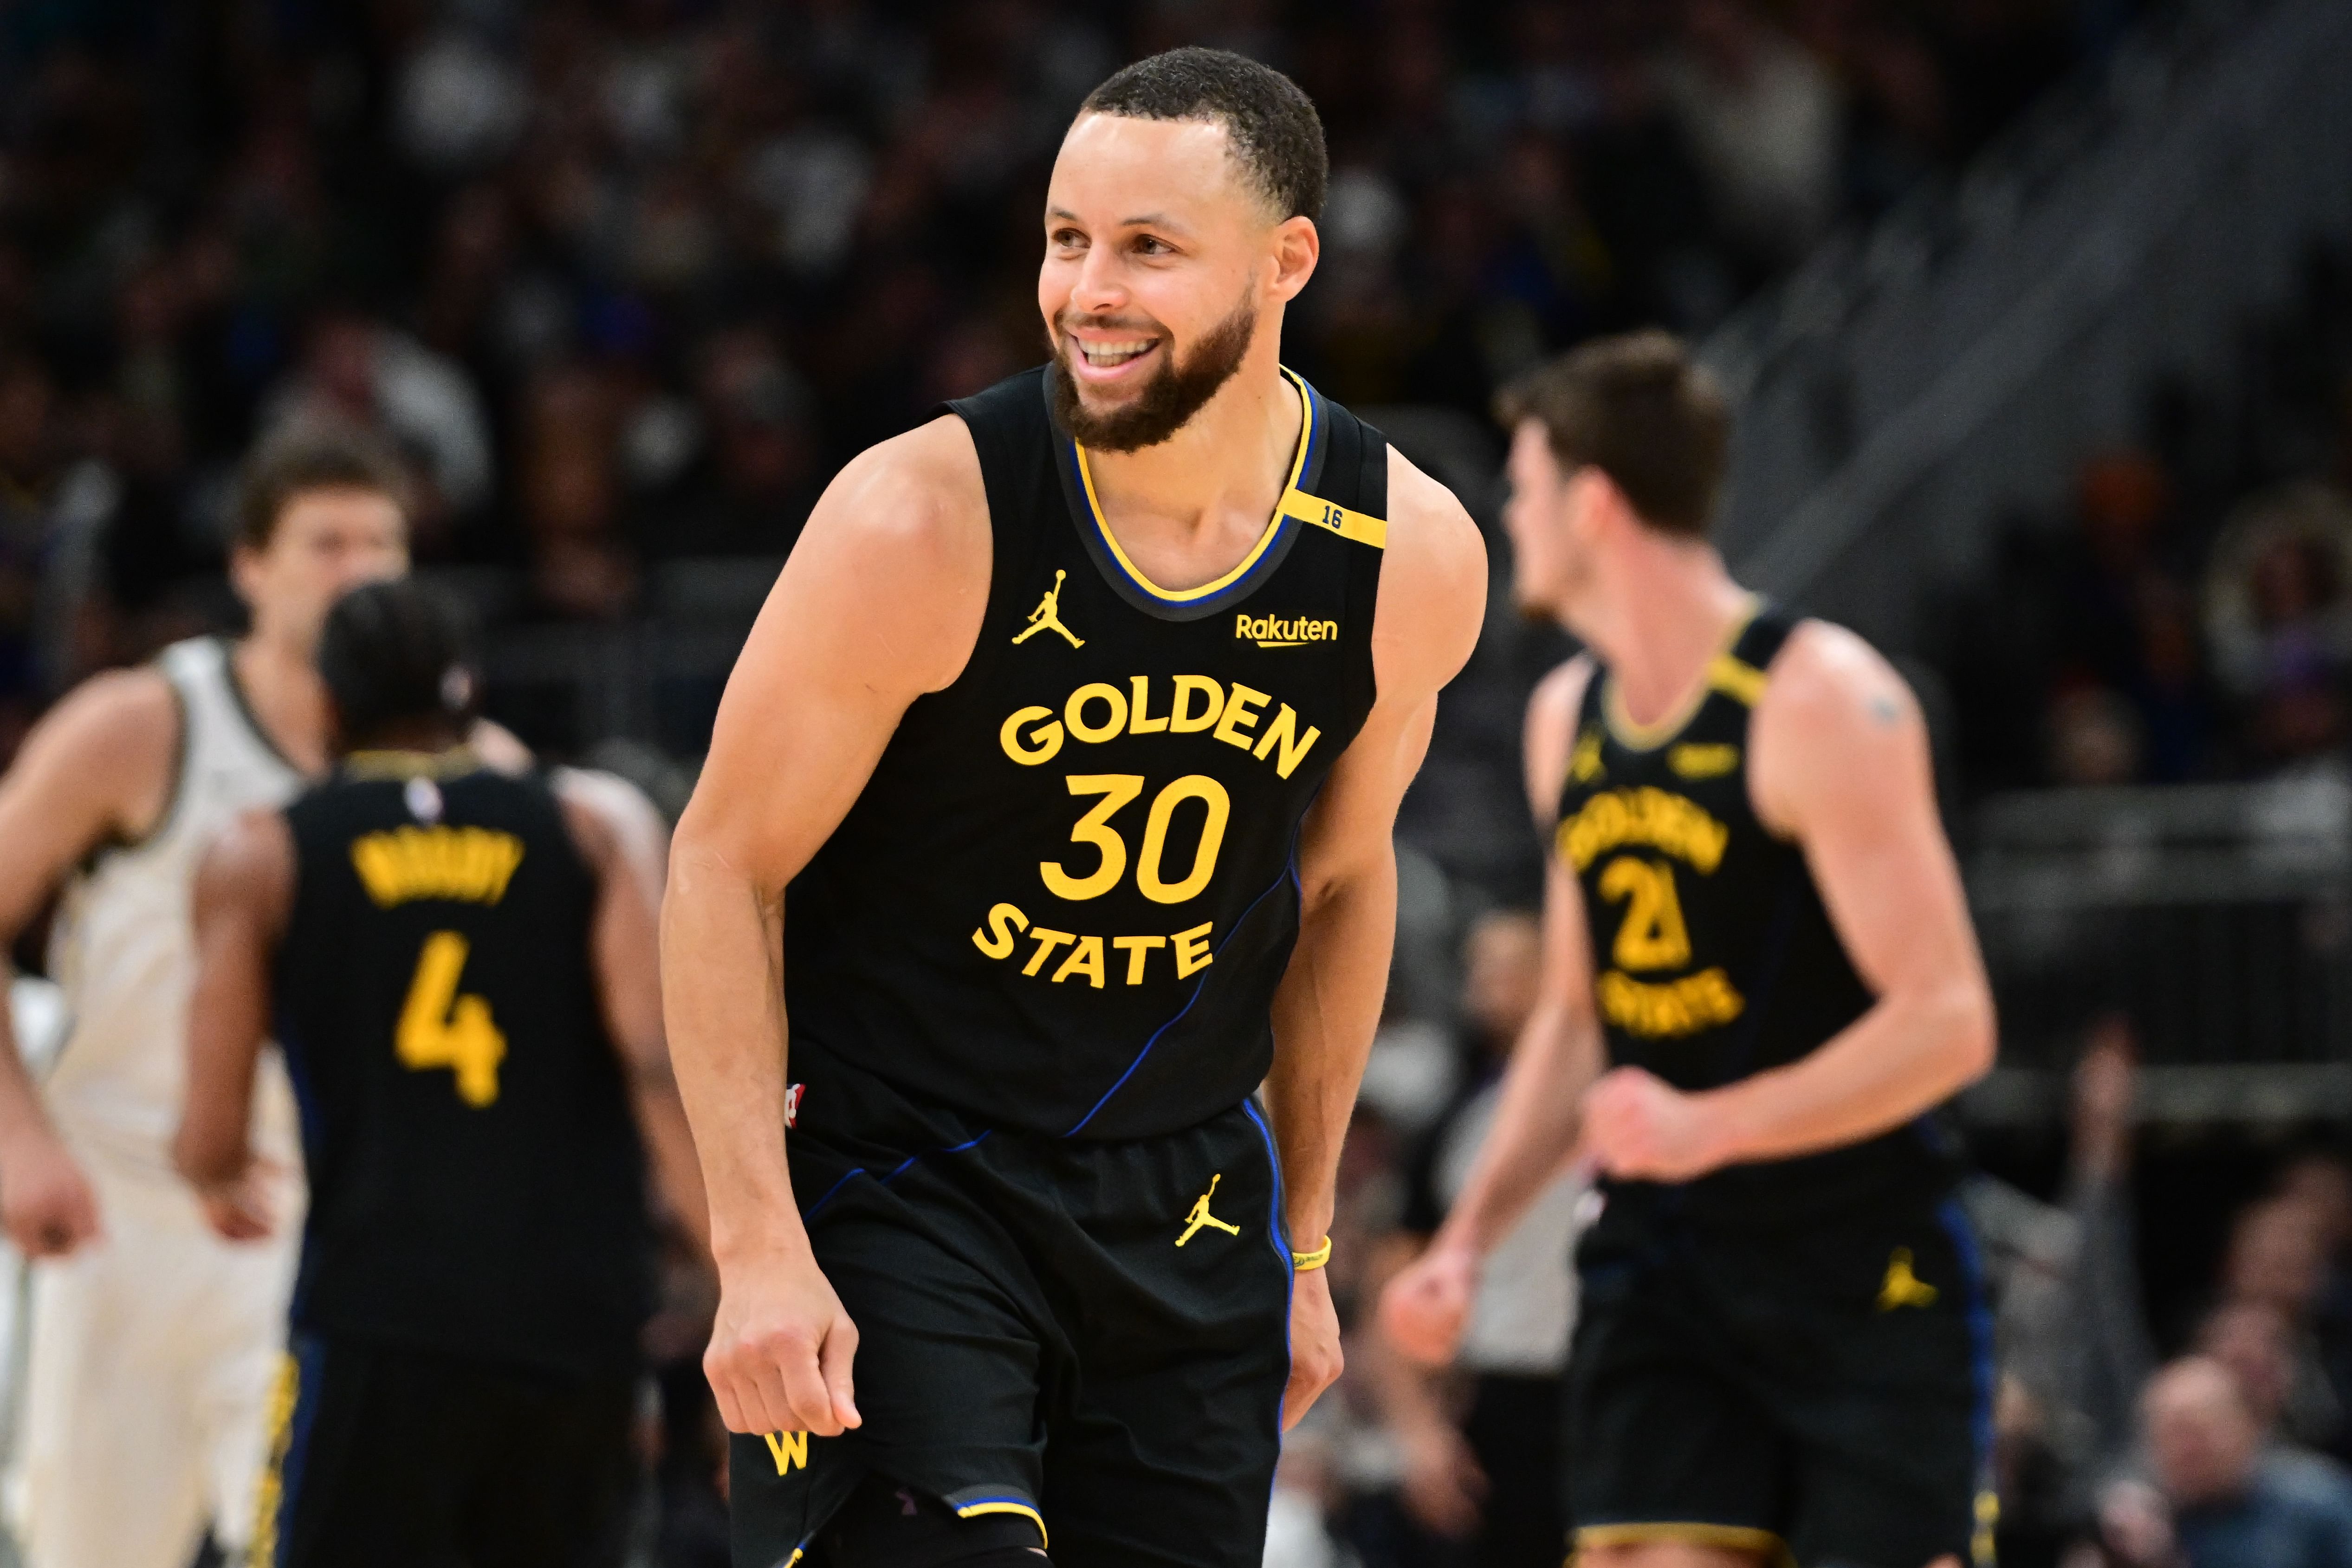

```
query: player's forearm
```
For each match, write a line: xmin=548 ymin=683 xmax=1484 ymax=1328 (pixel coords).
xmin=1433 ymin=1004 xmax=1594 ymax=1258
xmin=628 ymin=1061 xmax=713 ymax=1257
xmin=1263 ymin=858 xmax=1394 ymax=1243
xmin=1702 ymin=976 xmax=1995 ymax=1166
xmin=0 ymin=1008 xmax=60 ymax=1149
xmin=660 ymin=844 xmax=806 ymax=1263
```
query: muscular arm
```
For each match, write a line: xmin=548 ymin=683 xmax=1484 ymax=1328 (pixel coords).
xmin=0 ymin=670 xmax=180 ymax=1254
xmin=1261 ymin=448 xmax=1483 ymax=1419
xmin=663 ymin=416 xmax=989 ymax=1437
xmin=1580 ymin=624 xmax=1996 ymax=1179
xmin=174 ymin=808 xmax=294 ymax=1238
xmin=553 ymin=768 xmax=710 ymax=1258
xmin=1378 ymin=659 xmax=1608 ymax=1364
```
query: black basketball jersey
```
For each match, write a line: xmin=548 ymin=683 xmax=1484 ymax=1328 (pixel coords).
xmin=1555 ymin=609 xmax=1960 ymax=1225
xmin=784 ymin=366 xmax=1386 ymax=1141
xmin=275 ymin=755 xmax=652 ymax=1377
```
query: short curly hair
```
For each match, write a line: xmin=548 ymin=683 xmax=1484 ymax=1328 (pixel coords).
xmin=1080 ymin=47 xmax=1328 ymax=223
xmin=234 ymin=423 xmax=412 ymax=552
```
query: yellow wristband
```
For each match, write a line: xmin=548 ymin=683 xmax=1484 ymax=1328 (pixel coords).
xmin=1291 ymin=1236 xmax=1333 ymax=1270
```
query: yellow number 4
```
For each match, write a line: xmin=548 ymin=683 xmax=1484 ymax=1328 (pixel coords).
xmin=397 ymin=931 xmax=505 ymax=1107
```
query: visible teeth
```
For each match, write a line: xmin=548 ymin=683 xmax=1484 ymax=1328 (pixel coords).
xmin=1079 ymin=340 xmax=1153 ymax=366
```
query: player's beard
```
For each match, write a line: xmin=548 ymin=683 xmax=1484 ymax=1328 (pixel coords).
xmin=1050 ymin=294 xmax=1258 ymax=453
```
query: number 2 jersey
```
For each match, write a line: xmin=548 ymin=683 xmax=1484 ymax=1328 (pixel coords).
xmin=273 ymin=757 xmax=652 ymax=1377
xmin=784 ymin=365 xmax=1387 ymax=1141
xmin=1556 ymin=608 xmax=1961 ymax=1227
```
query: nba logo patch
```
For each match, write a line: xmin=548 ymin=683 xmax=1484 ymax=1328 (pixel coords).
xmin=784 ymin=1082 xmax=804 ymax=1128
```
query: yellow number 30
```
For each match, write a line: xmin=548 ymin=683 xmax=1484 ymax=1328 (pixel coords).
xmin=397 ymin=931 xmax=506 ymax=1107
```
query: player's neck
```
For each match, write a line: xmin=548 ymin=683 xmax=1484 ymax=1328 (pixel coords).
xmin=1080 ymin=348 xmax=1301 ymax=591
xmin=230 ymin=629 xmax=334 ymax=776
xmin=1582 ymin=542 xmax=1751 ymax=729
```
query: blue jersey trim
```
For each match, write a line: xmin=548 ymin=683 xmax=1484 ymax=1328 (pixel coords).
xmin=1937 ymin=1198 xmax=1999 ymax=1477
xmin=1063 ymin=846 xmax=1304 ymax=1136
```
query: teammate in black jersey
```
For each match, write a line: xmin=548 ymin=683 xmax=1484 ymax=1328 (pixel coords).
xmin=1381 ymin=332 xmax=1999 ymax=1568
xmin=174 ymin=580 xmax=710 ymax=1568
xmin=663 ymin=47 xmax=1484 ymax=1568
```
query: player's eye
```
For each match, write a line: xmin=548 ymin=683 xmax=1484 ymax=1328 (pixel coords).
xmin=1134 ymin=235 xmax=1173 ymax=256
xmin=1050 ymin=228 xmax=1086 ymax=250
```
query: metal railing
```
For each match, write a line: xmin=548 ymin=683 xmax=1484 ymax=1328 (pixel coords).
xmin=1963 ymin=773 xmax=2352 ymax=1123
xmin=1703 ymin=0 xmax=2352 ymax=652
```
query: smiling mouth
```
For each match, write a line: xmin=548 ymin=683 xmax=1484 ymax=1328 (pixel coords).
xmin=1072 ymin=337 xmax=1157 ymax=369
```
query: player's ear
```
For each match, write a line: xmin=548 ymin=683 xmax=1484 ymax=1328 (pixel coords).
xmin=1267 ymin=214 xmax=1318 ymax=303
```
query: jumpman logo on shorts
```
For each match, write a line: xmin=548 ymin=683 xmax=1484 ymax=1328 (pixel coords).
xmin=1012 ymin=570 xmax=1084 ymax=648
xmin=1176 ymin=1174 xmax=1243 ymax=1246
xmin=1875 ymin=1247 xmax=1939 ymax=1311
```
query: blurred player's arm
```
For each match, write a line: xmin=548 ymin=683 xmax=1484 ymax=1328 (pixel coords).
xmin=0 ymin=669 xmax=182 ymax=1255
xmin=1262 ymin=449 xmax=1482 ymax=1425
xmin=1378 ymin=658 xmax=1606 ymax=1365
xmin=1578 ymin=623 xmax=1996 ymax=1181
xmin=663 ymin=416 xmax=988 ymax=1439
xmin=553 ymin=767 xmax=711 ymax=1258
xmin=175 ymin=806 xmax=295 ymax=1241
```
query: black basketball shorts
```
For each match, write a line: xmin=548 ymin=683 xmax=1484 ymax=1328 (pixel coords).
xmin=1564 ymin=1195 xmax=1996 ymax=1568
xmin=254 ymin=1333 xmax=638 ymax=1568
xmin=730 ymin=1058 xmax=1294 ymax=1568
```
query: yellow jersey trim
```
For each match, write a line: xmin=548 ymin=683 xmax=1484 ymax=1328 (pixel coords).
xmin=1278 ymin=490 xmax=1387 ymax=549
xmin=1601 ymin=596 xmax=1761 ymax=751
xmin=1071 ymin=369 xmax=1315 ymax=604
xmin=342 ymin=745 xmax=482 ymax=780
xmin=1707 ymin=653 xmax=1769 ymax=706
xmin=1573 ymin=1522 xmax=1792 ymax=1566
xmin=955 ymin=1500 xmax=1049 ymax=1548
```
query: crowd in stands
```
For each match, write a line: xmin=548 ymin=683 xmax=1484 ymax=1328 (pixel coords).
xmin=1945 ymin=243 xmax=2352 ymax=799
xmin=0 ymin=0 xmax=2129 ymax=775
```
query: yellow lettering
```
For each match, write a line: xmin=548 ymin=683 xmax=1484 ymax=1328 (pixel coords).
xmin=1053 ymin=934 xmax=1106 ymax=987
xmin=395 ymin=931 xmax=505 ymax=1106
xmin=1557 ymin=788 xmax=1730 ymax=874
xmin=350 ymin=827 xmax=525 ymax=907
xmin=1136 ymin=776 xmax=1231 ymax=904
xmin=1113 ymin=934 xmax=1165 ymax=985
xmin=1170 ymin=675 xmax=1224 ymax=733
xmin=1040 ymin=776 xmax=1143 ymax=901
xmin=1173 ymin=920 xmax=1215 ymax=978
xmin=1063 ymin=682 xmax=1127 ymax=744
xmin=1233 ymin=613 xmax=1253 ymax=639
xmin=763 ymin=1431 xmax=809 ymax=1475
xmin=1000 ymin=706 xmax=1064 ymax=765
xmin=1022 ymin=928 xmax=1076 ymax=976
xmin=972 ymin=902 xmax=1030 ymax=959
xmin=1251 ymin=704 xmax=1322 ymax=779
xmin=1213 ymin=684 xmax=1271 ymax=749
xmin=1595 ymin=968 xmax=1745 ymax=1037
xmin=1598 ymin=858 xmax=1692 ymax=971
xmin=1127 ymin=676 xmax=1168 ymax=734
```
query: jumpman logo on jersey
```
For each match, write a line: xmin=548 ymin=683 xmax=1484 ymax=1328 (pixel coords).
xmin=1012 ymin=570 xmax=1084 ymax=648
xmin=1876 ymin=1247 xmax=1939 ymax=1311
xmin=1176 ymin=1173 xmax=1243 ymax=1246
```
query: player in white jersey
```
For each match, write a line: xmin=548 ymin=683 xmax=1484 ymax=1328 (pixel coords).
xmin=0 ymin=428 xmax=414 ymax=1568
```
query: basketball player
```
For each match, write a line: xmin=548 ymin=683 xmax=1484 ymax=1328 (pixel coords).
xmin=662 ymin=47 xmax=1485 ymax=1568
xmin=175 ymin=577 xmax=706 ymax=1568
xmin=0 ymin=429 xmax=415 ymax=1568
xmin=1379 ymin=331 xmax=1998 ymax=1568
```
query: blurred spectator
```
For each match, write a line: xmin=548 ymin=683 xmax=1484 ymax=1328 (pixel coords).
xmin=2202 ymin=483 xmax=2352 ymax=771
xmin=2110 ymin=1356 xmax=2352 ymax=1568
xmin=1656 ymin=0 xmax=1842 ymax=272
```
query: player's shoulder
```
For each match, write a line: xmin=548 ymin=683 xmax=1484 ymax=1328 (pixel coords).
xmin=1372 ymin=447 xmax=1487 ymax=687
xmin=805 ymin=414 xmax=989 ymax=563
xmin=1758 ymin=619 xmax=1918 ymax=737
xmin=11 ymin=663 xmax=180 ymax=784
